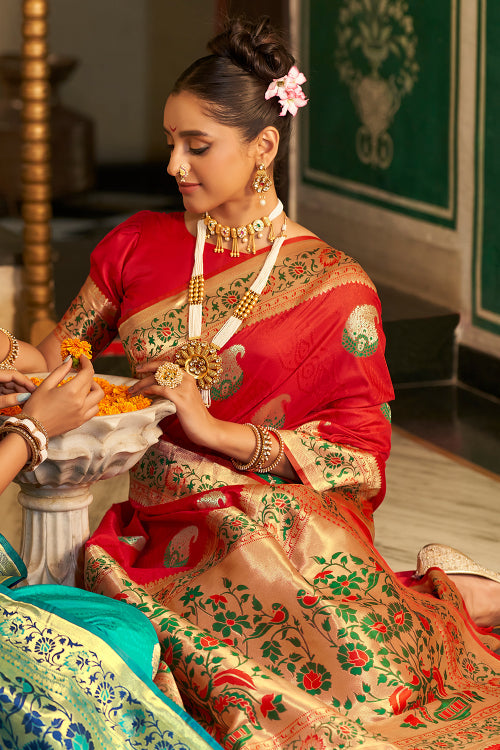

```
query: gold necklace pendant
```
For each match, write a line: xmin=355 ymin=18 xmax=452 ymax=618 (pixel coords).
xmin=174 ymin=339 xmax=223 ymax=390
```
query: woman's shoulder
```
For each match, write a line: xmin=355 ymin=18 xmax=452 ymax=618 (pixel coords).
xmin=93 ymin=210 xmax=190 ymax=254
xmin=90 ymin=211 xmax=190 ymax=271
xmin=113 ymin=210 xmax=186 ymax=234
xmin=285 ymin=225 xmax=373 ymax=280
xmin=279 ymin=226 xmax=380 ymax=315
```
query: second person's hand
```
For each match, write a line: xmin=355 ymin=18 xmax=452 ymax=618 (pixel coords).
xmin=22 ymin=356 xmax=104 ymax=438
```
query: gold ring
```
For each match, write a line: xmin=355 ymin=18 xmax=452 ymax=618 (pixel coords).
xmin=154 ymin=362 xmax=183 ymax=388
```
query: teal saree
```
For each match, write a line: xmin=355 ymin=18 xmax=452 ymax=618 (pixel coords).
xmin=0 ymin=534 xmax=221 ymax=749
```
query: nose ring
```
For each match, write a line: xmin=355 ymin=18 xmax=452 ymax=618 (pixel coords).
xmin=178 ymin=164 xmax=189 ymax=183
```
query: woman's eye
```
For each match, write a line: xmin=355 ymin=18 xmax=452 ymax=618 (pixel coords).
xmin=190 ymin=145 xmax=210 ymax=156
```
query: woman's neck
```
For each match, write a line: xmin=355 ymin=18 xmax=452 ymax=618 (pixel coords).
xmin=204 ymin=192 xmax=281 ymax=228
xmin=184 ymin=192 xmax=284 ymax=253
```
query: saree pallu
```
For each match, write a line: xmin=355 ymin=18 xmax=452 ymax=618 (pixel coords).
xmin=54 ymin=211 xmax=500 ymax=748
xmin=0 ymin=534 xmax=220 ymax=749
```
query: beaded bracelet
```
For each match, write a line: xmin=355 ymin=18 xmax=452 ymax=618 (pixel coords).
xmin=0 ymin=327 xmax=19 ymax=370
xmin=231 ymin=423 xmax=263 ymax=471
xmin=0 ymin=423 xmax=42 ymax=471
xmin=255 ymin=427 xmax=284 ymax=473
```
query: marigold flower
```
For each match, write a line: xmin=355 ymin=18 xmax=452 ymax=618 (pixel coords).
xmin=60 ymin=338 xmax=93 ymax=369
xmin=0 ymin=375 xmax=151 ymax=418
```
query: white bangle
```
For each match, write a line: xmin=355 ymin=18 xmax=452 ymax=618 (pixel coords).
xmin=19 ymin=412 xmax=49 ymax=445
xmin=0 ymin=423 xmax=43 ymax=470
xmin=4 ymin=415 xmax=48 ymax=464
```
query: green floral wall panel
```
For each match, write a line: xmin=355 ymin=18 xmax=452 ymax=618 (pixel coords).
xmin=302 ymin=0 xmax=458 ymax=226
xmin=473 ymin=0 xmax=500 ymax=335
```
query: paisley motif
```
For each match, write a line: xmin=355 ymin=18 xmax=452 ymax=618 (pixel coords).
xmin=211 ymin=344 xmax=245 ymax=401
xmin=164 ymin=526 xmax=199 ymax=568
xmin=342 ymin=304 xmax=379 ymax=357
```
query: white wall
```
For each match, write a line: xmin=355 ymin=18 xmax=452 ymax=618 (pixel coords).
xmin=0 ymin=0 xmax=215 ymax=163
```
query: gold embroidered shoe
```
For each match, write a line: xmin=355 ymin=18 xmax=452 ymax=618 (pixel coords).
xmin=415 ymin=543 xmax=500 ymax=583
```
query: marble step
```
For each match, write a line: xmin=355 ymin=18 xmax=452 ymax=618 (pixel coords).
xmin=378 ymin=284 xmax=459 ymax=385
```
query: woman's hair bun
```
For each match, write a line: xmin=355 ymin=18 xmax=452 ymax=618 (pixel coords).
xmin=208 ymin=17 xmax=294 ymax=82
xmin=171 ymin=15 xmax=297 ymax=173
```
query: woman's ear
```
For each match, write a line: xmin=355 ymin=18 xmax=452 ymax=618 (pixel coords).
xmin=255 ymin=126 xmax=280 ymax=167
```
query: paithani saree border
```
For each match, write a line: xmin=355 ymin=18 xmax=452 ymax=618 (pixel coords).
xmin=0 ymin=532 xmax=27 ymax=587
xmin=281 ymin=423 xmax=382 ymax=497
xmin=130 ymin=421 xmax=381 ymax=506
xmin=117 ymin=239 xmax=376 ymax=364
xmin=85 ymin=487 xmax=500 ymax=749
xmin=130 ymin=441 xmax=258 ymax=507
xmin=85 ymin=545 xmax=389 ymax=748
xmin=53 ymin=276 xmax=119 ymax=352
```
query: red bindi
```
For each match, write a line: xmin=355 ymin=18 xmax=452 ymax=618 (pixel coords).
xmin=170 ymin=125 xmax=177 ymax=132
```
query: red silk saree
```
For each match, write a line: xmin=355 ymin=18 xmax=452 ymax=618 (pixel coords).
xmin=54 ymin=211 xmax=500 ymax=749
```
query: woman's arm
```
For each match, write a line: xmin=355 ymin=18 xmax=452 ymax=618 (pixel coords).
xmin=0 ymin=328 xmax=60 ymax=373
xmin=0 ymin=432 xmax=31 ymax=495
xmin=0 ymin=357 xmax=103 ymax=495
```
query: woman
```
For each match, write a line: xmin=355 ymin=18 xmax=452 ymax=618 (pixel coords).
xmin=4 ymin=17 xmax=500 ymax=749
xmin=0 ymin=363 xmax=220 ymax=749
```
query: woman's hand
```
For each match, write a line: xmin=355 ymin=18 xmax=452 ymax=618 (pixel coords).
xmin=130 ymin=362 xmax=220 ymax=448
xmin=22 ymin=356 xmax=104 ymax=438
xmin=131 ymin=361 xmax=297 ymax=480
xmin=0 ymin=370 xmax=36 ymax=408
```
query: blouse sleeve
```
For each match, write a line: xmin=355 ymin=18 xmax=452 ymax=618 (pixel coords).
xmin=53 ymin=215 xmax=143 ymax=357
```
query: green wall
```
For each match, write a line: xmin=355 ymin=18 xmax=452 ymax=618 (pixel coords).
xmin=302 ymin=0 xmax=458 ymax=226
xmin=473 ymin=0 xmax=500 ymax=335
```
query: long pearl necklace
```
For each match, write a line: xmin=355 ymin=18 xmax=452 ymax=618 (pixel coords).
xmin=174 ymin=200 xmax=286 ymax=406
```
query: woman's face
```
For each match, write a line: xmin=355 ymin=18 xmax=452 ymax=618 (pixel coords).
xmin=163 ymin=91 xmax=258 ymax=215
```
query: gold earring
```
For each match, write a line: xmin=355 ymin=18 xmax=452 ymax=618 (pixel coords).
xmin=252 ymin=164 xmax=272 ymax=206
xmin=178 ymin=164 xmax=189 ymax=183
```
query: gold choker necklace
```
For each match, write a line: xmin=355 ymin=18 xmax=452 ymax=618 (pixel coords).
xmin=204 ymin=211 xmax=278 ymax=257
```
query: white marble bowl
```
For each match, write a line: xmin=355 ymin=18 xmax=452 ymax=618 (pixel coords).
xmin=3 ymin=374 xmax=176 ymax=488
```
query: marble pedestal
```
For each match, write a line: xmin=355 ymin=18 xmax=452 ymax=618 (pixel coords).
xmin=7 ymin=375 xmax=175 ymax=586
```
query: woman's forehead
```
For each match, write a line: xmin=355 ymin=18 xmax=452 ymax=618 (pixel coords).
xmin=163 ymin=92 xmax=211 ymax=129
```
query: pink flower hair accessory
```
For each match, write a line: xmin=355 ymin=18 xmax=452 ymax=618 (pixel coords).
xmin=265 ymin=65 xmax=308 ymax=117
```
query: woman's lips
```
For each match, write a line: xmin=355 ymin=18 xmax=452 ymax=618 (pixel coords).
xmin=178 ymin=182 xmax=200 ymax=194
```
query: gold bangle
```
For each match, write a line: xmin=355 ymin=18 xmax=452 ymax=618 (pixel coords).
xmin=0 ymin=423 xmax=42 ymax=471
xmin=231 ymin=423 xmax=263 ymax=471
xmin=19 ymin=412 xmax=49 ymax=445
xmin=0 ymin=327 xmax=19 ymax=370
xmin=254 ymin=425 xmax=273 ymax=471
xmin=256 ymin=427 xmax=284 ymax=473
